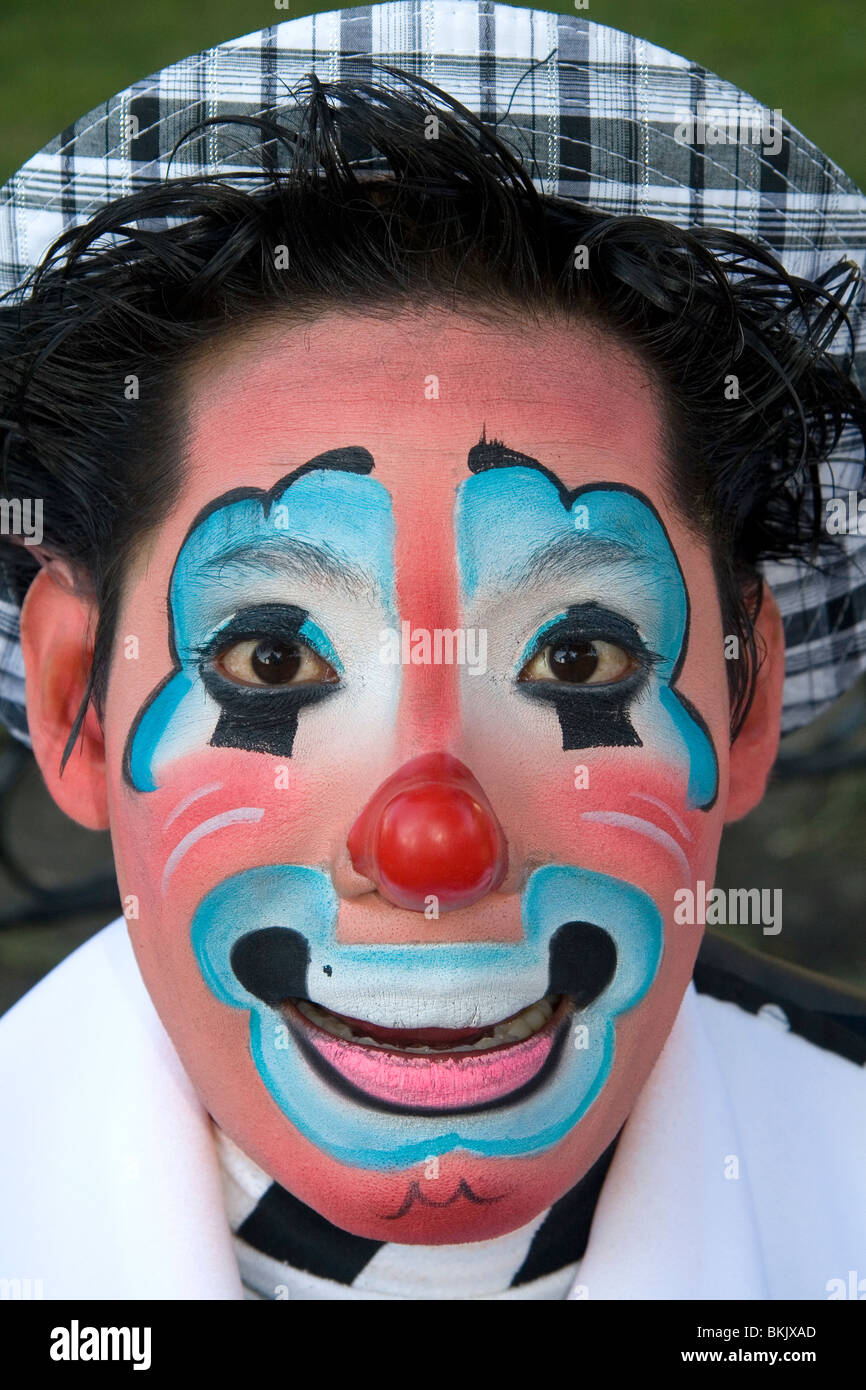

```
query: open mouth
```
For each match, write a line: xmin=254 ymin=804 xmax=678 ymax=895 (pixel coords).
xmin=279 ymin=993 xmax=573 ymax=1114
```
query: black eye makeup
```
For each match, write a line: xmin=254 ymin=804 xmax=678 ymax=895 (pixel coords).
xmin=190 ymin=603 xmax=342 ymax=758
xmin=515 ymin=602 xmax=663 ymax=751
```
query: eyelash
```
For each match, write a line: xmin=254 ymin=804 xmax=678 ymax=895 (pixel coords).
xmin=186 ymin=607 xmax=661 ymax=690
xmin=186 ymin=604 xmax=339 ymax=678
xmin=187 ymin=633 xmax=330 ymax=668
xmin=519 ymin=620 xmax=664 ymax=686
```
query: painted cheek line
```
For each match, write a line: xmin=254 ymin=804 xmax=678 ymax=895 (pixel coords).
xmin=628 ymin=791 xmax=692 ymax=842
xmin=161 ymin=807 xmax=265 ymax=896
xmin=163 ymin=782 xmax=225 ymax=831
xmin=579 ymin=811 xmax=692 ymax=888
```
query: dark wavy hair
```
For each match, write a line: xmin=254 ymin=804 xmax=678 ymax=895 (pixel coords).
xmin=1 ymin=66 xmax=864 ymax=773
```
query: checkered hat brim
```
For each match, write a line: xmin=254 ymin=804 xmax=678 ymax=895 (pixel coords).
xmin=1 ymin=0 xmax=865 ymax=745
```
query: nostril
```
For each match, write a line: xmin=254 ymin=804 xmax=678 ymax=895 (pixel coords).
xmin=347 ymin=753 xmax=508 ymax=913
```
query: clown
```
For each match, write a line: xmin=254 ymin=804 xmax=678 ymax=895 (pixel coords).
xmin=0 ymin=2 xmax=865 ymax=1301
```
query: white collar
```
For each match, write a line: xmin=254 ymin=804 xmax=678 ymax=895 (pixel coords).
xmin=575 ymin=979 xmax=768 ymax=1299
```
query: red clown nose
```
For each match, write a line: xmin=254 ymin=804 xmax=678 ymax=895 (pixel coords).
xmin=347 ymin=753 xmax=508 ymax=913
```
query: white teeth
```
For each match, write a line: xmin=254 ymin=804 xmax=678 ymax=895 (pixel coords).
xmin=293 ymin=995 xmax=558 ymax=1053
xmin=295 ymin=1000 xmax=357 ymax=1041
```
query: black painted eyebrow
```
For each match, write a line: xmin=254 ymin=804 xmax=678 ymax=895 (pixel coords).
xmin=192 ymin=537 xmax=380 ymax=601
xmin=468 ymin=431 xmax=542 ymax=477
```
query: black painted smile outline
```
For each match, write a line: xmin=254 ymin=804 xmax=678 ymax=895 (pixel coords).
xmin=282 ymin=999 xmax=575 ymax=1118
xmin=226 ymin=916 xmax=621 ymax=1115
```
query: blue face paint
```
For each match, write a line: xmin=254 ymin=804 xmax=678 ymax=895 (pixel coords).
xmin=191 ymin=862 xmax=663 ymax=1171
xmin=298 ymin=616 xmax=343 ymax=673
xmin=455 ymin=465 xmax=718 ymax=809
xmin=124 ymin=450 xmax=397 ymax=791
xmin=135 ymin=440 xmax=715 ymax=1176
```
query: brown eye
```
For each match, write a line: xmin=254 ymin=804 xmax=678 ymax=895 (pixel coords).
xmin=215 ymin=637 xmax=339 ymax=688
xmin=519 ymin=638 xmax=637 ymax=686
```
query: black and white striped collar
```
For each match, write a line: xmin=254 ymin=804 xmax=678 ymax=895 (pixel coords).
xmin=214 ymin=1125 xmax=619 ymax=1301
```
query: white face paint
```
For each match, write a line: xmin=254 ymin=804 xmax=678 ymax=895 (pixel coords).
xmin=105 ymin=309 xmax=733 ymax=1242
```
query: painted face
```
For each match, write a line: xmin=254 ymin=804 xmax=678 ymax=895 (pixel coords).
xmin=106 ymin=309 xmax=729 ymax=1243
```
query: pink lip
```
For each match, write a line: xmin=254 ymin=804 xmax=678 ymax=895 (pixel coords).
xmin=284 ymin=999 xmax=570 ymax=1111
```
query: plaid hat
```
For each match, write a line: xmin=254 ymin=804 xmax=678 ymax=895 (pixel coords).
xmin=1 ymin=0 xmax=865 ymax=746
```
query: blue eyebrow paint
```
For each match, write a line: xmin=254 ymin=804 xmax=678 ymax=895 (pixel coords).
xmin=123 ymin=449 xmax=397 ymax=791
xmin=454 ymin=444 xmax=718 ymax=809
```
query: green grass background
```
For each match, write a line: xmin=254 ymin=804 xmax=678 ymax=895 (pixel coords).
xmin=1 ymin=0 xmax=864 ymax=188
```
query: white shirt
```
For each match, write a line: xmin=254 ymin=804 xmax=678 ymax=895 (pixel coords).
xmin=0 ymin=916 xmax=864 ymax=1300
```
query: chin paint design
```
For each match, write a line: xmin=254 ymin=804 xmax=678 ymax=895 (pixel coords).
xmin=125 ymin=428 xmax=718 ymax=1186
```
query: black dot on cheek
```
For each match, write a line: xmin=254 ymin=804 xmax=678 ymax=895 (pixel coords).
xmin=323 ymin=964 xmax=332 ymax=977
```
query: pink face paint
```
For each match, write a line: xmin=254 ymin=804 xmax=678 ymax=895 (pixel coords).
xmin=579 ymin=812 xmax=693 ymax=889
xmin=161 ymin=806 xmax=265 ymax=896
xmin=163 ymin=782 xmax=224 ymax=831
xmin=104 ymin=310 xmax=735 ymax=1243
xmin=390 ymin=443 xmax=463 ymax=755
xmin=628 ymin=790 xmax=693 ymax=841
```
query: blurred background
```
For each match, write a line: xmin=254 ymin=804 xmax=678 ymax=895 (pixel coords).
xmin=1 ymin=0 xmax=865 ymax=1012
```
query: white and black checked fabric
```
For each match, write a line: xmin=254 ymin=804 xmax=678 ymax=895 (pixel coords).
xmin=1 ymin=0 xmax=865 ymax=742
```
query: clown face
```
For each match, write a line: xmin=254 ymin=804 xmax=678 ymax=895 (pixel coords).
xmin=103 ymin=308 xmax=731 ymax=1243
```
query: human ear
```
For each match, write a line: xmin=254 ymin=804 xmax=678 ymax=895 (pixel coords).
xmin=18 ymin=563 xmax=109 ymax=831
xmin=724 ymin=580 xmax=786 ymax=823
